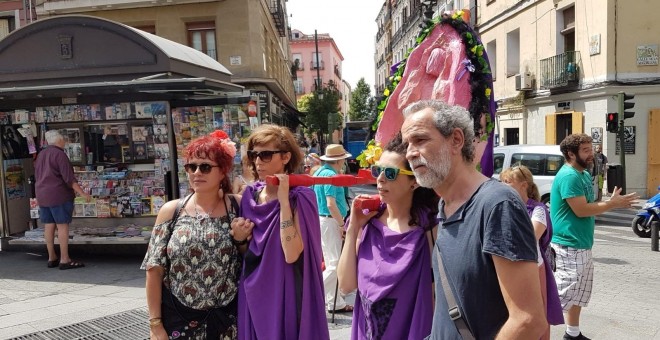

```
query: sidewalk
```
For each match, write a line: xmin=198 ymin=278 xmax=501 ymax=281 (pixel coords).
xmin=0 ymin=249 xmax=352 ymax=339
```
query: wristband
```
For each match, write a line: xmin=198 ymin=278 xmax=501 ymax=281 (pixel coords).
xmin=232 ymin=238 xmax=248 ymax=246
xmin=149 ymin=318 xmax=162 ymax=327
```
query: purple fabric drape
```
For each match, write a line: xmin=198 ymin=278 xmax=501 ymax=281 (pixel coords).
xmin=238 ymin=182 xmax=329 ymax=340
xmin=351 ymin=206 xmax=433 ymax=339
xmin=526 ymin=198 xmax=564 ymax=325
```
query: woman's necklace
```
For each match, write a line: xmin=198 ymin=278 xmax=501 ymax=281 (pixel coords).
xmin=194 ymin=196 xmax=220 ymax=248
xmin=194 ymin=196 xmax=219 ymax=221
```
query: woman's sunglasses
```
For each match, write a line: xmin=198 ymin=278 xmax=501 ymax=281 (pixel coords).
xmin=371 ymin=165 xmax=415 ymax=181
xmin=247 ymin=150 xmax=286 ymax=163
xmin=184 ymin=163 xmax=220 ymax=174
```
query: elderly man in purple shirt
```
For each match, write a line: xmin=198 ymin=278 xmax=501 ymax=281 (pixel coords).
xmin=35 ymin=130 xmax=90 ymax=270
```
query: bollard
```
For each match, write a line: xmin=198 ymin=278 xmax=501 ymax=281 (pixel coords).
xmin=652 ymin=221 xmax=659 ymax=252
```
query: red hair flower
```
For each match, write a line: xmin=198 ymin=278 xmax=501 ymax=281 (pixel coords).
xmin=210 ymin=130 xmax=229 ymax=140
xmin=211 ymin=129 xmax=236 ymax=158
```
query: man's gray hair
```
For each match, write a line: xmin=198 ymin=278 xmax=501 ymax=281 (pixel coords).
xmin=45 ymin=130 xmax=64 ymax=145
xmin=403 ymin=100 xmax=476 ymax=162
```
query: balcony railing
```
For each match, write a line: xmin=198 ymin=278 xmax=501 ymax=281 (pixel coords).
xmin=540 ymin=51 xmax=581 ymax=90
xmin=310 ymin=60 xmax=325 ymax=70
xmin=269 ymin=0 xmax=286 ymax=37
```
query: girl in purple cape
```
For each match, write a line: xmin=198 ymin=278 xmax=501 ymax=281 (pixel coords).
xmin=235 ymin=124 xmax=329 ymax=340
xmin=337 ymin=134 xmax=439 ymax=339
xmin=500 ymin=165 xmax=564 ymax=340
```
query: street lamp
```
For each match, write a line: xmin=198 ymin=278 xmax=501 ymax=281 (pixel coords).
xmin=420 ymin=0 xmax=437 ymax=19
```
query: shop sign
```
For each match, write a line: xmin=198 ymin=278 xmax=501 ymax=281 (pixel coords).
xmin=615 ymin=126 xmax=636 ymax=155
xmin=637 ymin=45 xmax=659 ymax=66
xmin=254 ymin=91 xmax=270 ymax=122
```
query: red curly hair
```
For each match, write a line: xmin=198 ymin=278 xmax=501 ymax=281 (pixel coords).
xmin=184 ymin=133 xmax=234 ymax=193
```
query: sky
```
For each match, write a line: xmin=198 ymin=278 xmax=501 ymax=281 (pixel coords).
xmin=286 ymin=0 xmax=384 ymax=91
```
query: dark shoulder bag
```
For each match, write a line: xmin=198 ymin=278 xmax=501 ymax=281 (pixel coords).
xmin=435 ymin=245 xmax=476 ymax=340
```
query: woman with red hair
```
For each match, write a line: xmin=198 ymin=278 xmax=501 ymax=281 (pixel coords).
xmin=142 ymin=130 xmax=254 ymax=340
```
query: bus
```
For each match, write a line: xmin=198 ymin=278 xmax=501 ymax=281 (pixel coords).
xmin=343 ymin=120 xmax=371 ymax=174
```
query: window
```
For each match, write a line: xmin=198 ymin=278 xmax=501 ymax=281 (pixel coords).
xmin=506 ymin=29 xmax=520 ymax=77
xmin=292 ymin=53 xmax=303 ymax=70
xmin=294 ymin=79 xmax=304 ymax=94
xmin=561 ymin=6 xmax=575 ymax=52
xmin=0 ymin=16 xmax=16 ymax=40
xmin=312 ymin=52 xmax=323 ymax=69
xmin=486 ymin=40 xmax=497 ymax=80
xmin=511 ymin=153 xmax=565 ymax=176
xmin=493 ymin=153 xmax=505 ymax=174
xmin=187 ymin=22 xmax=216 ymax=60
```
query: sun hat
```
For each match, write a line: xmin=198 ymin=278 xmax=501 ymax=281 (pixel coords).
xmin=320 ymin=144 xmax=352 ymax=161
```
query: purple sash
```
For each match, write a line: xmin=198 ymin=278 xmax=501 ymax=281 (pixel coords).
xmin=237 ymin=182 xmax=329 ymax=340
xmin=526 ymin=198 xmax=564 ymax=325
xmin=351 ymin=207 xmax=433 ymax=339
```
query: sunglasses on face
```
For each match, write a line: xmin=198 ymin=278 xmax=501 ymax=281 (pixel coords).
xmin=184 ymin=163 xmax=220 ymax=174
xmin=247 ymin=150 xmax=286 ymax=163
xmin=371 ymin=165 xmax=415 ymax=181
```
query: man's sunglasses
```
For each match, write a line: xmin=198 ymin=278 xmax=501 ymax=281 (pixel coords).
xmin=371 ymin=165 xmax=415 ymax=181
xmin=247 ymin=150 xmax=286 ymax=163
xmin=184 ymin=163 xmax=220 ymax=174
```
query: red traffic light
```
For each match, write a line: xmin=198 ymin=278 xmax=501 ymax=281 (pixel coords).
xmin=606 ymin=112 xmax=618 ymax=132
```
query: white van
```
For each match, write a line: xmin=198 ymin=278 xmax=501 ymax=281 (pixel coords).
xmin=493 ymin=145 xmax=565 ymax=204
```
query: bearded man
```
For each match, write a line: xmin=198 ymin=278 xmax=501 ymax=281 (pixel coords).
xmin=550 ymin=133 xmax=638 ymax=340
xmin=402 ymin=100 xmax=547 ymax=339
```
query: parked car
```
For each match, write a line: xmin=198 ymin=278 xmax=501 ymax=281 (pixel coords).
xmin=493 ymin=145 xmax=565 ymax=205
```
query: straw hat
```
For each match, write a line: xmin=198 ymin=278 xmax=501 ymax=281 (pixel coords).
xmin=320 ymin=144 xmax=352 ymax=161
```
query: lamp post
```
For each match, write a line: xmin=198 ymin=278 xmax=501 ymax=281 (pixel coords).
xmin=420 ymin=0 xmax=437 ymax=19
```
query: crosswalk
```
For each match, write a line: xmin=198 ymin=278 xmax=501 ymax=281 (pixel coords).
xmin=594 ymin=224 xmax=648 ymax=245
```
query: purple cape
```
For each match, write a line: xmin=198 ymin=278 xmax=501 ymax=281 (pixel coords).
xmin=351 ymin=208 xmax=433 ymax=339
xmin=526 ymin=198 xmax=564 ymax=325
xmin=238 ymin=182 xmax=329 ymax=340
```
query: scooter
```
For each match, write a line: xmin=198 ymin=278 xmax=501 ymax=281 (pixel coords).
xmin=631 ymin=185 xmax=660 ymax=238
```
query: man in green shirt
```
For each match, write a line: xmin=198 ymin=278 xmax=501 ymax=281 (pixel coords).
xmin=550 ymin=133 xmax=638 ymax=340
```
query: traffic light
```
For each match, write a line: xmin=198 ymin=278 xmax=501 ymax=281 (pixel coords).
xmin=618 ymin=92 xmax=635 ymax=119
xmin=606 ymin=112 xmax=618 ymax=132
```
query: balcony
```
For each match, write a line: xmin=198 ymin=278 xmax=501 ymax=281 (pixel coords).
xmin=540 ymin=51 xmax=581 ymax=90
xmin=310 ymin=60 xmax=325 ymax=70
xmin=269 ymin=0 xmax=286 ymax=37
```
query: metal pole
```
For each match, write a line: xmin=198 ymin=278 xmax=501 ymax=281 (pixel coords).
xmin=314 ymin=30 xmax=324 ymax=151
xmin=617 ymin=92 xmax=626 ymax=194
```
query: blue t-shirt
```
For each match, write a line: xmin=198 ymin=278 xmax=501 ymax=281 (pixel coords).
xmin=550 ymin=164 xmax=595 ymax=249
xmin=312 ymin=164 xmax=349 ymax=218
xmin=429 ymin=179 xmax=538 ymax=340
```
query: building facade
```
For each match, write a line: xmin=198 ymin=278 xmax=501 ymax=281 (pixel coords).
xmin=374 ymin=2 xmax=392 ymax=96
xmin=478 ymin=0 xmax=660 ymax=197
xmin=289 ymin=29 xmax=346 ymax=143
xmin=0 ymin=0 xmax=38 ymax=39
xmin=34 ymin=0 xmax=299 ymax=127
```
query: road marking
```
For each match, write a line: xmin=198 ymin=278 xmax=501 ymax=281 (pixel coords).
xmin=594 ymin=228 xmax=647 ymax=243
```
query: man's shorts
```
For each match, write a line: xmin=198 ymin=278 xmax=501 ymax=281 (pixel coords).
xmin=39 ymin=201 xmax=74 ymax=224
xmin=551 ymin=243 xmax=594 ymax=311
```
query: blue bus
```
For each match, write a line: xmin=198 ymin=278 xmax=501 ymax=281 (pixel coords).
xmin=343 ymin=121 xmax=371 ymax=174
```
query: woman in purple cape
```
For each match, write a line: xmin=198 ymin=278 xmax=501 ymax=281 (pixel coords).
xmin=337 ymin=134 xmax=439 ymax=339
xmin=237 ymin=124 xmax=329 ymax=340
xmin=500 ymin=165 xmax=564 ymax=340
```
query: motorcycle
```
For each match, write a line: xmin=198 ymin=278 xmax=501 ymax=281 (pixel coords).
xmin=631 ymin=185 xmax=660 ymax=238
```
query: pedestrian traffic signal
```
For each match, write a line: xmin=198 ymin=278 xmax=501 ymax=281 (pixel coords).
xmin=606 ymin=112 xmax=618 ymax=132
xmin=618 ymin=92 xmax=635 ymax=119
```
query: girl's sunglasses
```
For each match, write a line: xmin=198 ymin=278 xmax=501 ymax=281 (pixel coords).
xmin=371 ymin=165 xmax=414 ymax=181
xmin=184 ymin=163 xmax=220 ymax=174
xmin=247 ymin=150 xmax=286 ymax=163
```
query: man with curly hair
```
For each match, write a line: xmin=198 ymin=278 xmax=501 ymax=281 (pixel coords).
xmin=551 ymin=133 xmax=638 ymax=340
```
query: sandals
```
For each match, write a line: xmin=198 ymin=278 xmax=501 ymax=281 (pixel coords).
xmin=47 ymin=259 xmax=60 ymax=268
xmin=328 ymin=305 xmax=353 ymax=313
xmin=59 ymin=261 xmax=85 ymax=270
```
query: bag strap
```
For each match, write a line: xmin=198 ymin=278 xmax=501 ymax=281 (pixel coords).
xmin=167 ymin=194 xmax=194 ymax=234
xmin=435 ymin=224 xmax=475 ymax=340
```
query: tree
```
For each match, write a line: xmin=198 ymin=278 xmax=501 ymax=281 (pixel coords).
xmin=348 ymin=78 xmax=374 ymax=121
xmin=297 ymin=93 xmax=314 ymax=113
xmin=303 ymin=80 xmax=341 ymax=150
